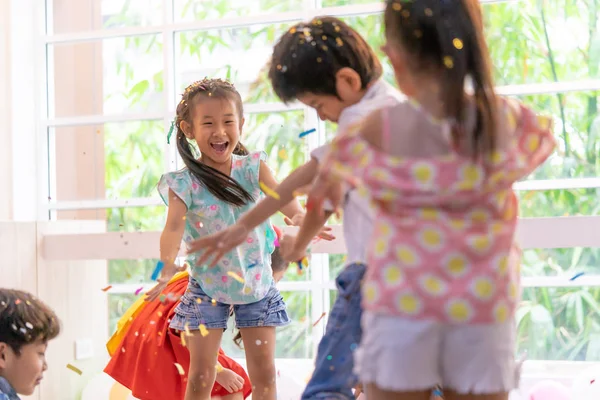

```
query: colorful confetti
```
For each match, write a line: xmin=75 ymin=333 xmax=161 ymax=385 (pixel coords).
xmin=570 ymin=272 xmax=585 ymax=281
xmin=101 ymin=286 xmax=113 ymax=292
xmin=174 ymin=362 xmax=185 ymax=375
xmin=66 ymin=364 xmax=82 ymax=375
xmin=199 ymin=324 xmax=209 ymax=337
xmin=227 ymin=271 xmax=245 ymax=283
xmin=312 ymin=312 xmax=327 ymax=327
xmin=299 ymin=128 xmax=316 ymax=138
xmin=135 ymin=287 xmax=144 ymax=295
xmin=259 ymin=182 xmax=280 ymax=200
xmin=278 ymin=148 xmax=288 ymax=160
xmin=151 ymin=261 xmax=165 ymax=281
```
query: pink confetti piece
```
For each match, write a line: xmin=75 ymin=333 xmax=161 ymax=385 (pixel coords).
xmin=134 ymin=287 xmax=144 ymax=295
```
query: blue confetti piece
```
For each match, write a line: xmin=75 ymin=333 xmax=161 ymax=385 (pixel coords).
xmin=151 ymin=261 xmax=165 ymax=281
xmin=570 ymin=272 xmax=585 ymax=281
xmin=299 ymin=128 xmax=316 ymax=138
xmin=433 ymin=388 xmax=443 ymax=396
xmin=247 ymin=262 xmax=258 ymax=269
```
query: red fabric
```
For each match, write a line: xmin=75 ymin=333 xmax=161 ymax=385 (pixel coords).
xmin=104 ymin=277 xmax=252 ymax=400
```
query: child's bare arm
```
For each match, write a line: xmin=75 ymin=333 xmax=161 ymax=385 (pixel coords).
xmin=258 ymin=160 xmax=310 ymax=221
xmin=188 ymin=160 xmax=325 ymax=265
xmin=146 ymin=189 xmax=187 ymax=301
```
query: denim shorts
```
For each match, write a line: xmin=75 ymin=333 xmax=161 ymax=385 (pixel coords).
xmin=170 ymin=277 xmax=290 ymax=331
xmin=302 ymin=263 xmax=366 ymax=400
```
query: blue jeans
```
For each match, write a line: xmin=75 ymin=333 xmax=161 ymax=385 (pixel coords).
xmin=170 ymin=277 xmax=290 ymax=330
xmin=302 ymin=263 xmax=366 ymax=400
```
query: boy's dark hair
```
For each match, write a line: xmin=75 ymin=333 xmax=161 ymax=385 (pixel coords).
xmin=175 ymin=78 xmax=254 ymax=207
xmin=0 ymin=289 xmax=60 ymax=355
xmin=233 ymin=247 xmax=286 ymax=348
xmin=268 ymin=16 xmax=383 ymax=103
xmin=384 ymin=0 xmax=498 ymax=156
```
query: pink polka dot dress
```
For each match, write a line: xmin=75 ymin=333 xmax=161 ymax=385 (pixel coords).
xmin=322 ymin=98 xmax=556 ymax=324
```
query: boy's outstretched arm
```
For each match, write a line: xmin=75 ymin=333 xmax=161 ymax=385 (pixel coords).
xmin=188 ymin=159 xmax=330 ymax=266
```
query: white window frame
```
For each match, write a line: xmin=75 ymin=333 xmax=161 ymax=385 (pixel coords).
xmin=14 ymin=0 xmax=600 ymax=361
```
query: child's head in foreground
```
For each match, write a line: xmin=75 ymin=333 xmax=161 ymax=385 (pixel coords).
xmin=268 ymin=16 xmax=383 ymax=123
xmin=382 ymin=0 xmax=498 ymax=155
xmin=0 ymin=289 xmax=60 ymax=395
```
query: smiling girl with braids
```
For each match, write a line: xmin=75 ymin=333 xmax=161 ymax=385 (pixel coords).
xmin=140 ymin=78 xmax=329 ymax=400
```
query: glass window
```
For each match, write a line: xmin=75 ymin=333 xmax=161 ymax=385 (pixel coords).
xmin=49 ymin=35 xmax=165 ymax=117
xmin=174 ymin=0 xmax=305 ymax=22
xmin=49 ymin=121 xmax=165 ymax=202
xmin=48 ymin=0 xmax=163 ymax=34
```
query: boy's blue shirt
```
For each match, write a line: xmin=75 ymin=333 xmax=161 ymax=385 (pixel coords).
xmin=0 ymin=377 xmax=19 ymax=400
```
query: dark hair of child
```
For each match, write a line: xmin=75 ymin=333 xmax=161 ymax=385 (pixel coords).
xmin=174 ymin=78 xmax=254 ymax=207
xmin=0 ymin=289 xmax=60 ymax=355
xmin=268 ymin=16 xmax=383 ymax=103
xmin=384 ymin=0 xmax=498 ymax=156
xmin=232 ymin=247 xmax=286 ymax=348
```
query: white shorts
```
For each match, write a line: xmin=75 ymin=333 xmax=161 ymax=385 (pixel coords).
xmin=355 ymin=311 xmax=519 ymax=394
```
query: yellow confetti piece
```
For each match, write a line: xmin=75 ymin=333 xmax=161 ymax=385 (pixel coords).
xmin=259 ymin=182 xmax=280 ymax=200
xmin=453 ymin=38 xmax=463 ymax=50
xmin=174 ymin=363 xmax=185 ymax=375
xmin=199 ymin=324 xmax=209 ymax=337
xmin=443 ymin=56 xmax=454 ymax=69
xmin=227 ymin=271 xmax=245 ymax=284
xmin=66 ymin=363 xmax=82 ymax=375
xmin=196 ymin=298 xmax=202 ymax=304
xmin=211 ymin=299 xmax=217 ymax=306
xmin=181 ymin=331 xmax=187 ymax=347
xmin=216 ymin=363 xmax=224 ymax=373
xmin=278 ymin=148 xmax=288 ymax=160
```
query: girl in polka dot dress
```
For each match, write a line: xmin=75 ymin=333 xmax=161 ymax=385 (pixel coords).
xmin=305 ymin=1 xmax=556 ymax=400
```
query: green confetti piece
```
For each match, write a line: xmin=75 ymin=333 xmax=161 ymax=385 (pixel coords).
xmin=167 ymin=121 xmax=175 ymax=144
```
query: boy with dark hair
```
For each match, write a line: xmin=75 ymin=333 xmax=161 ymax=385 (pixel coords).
xmin=188 ymin=16 xmax=404 ymax=400
xmin=0 ymin=289 xmax=60 ymax=400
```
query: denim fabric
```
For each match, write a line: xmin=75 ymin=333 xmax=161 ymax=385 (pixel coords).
xmin=170 ymin=277 xmax=290 ymax=331
xmin=302 ymin=263 xmax=366 ymax=400
xmin=0 ymin=377 xmax=19 ymax=400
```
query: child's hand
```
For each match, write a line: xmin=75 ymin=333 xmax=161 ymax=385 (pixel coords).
xmin=279 ymin=235 xmax=307 ymax=263
xmin=145 ymin=263 xmax=185 ymax=302
xmin=215 ymin=368 xmax=245 ymax=393
xmin=187 ymin=223 xmax=250 ymax=268
xmin=284 ymin=212 xmax=335 ymax=241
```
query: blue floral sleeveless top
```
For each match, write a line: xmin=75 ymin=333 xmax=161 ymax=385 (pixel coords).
xmin=158 ymin=151 xmax=276 ymax=304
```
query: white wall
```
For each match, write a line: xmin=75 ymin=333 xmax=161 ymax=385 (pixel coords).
xmin=0 ymin=0 xmax=13 ymax=219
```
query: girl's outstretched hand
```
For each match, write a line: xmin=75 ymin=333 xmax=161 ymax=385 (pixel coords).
xmin=187 ymin=223 xmax=250 ymax=268
xmin=145 ymin=262 xmax=186 ymax=302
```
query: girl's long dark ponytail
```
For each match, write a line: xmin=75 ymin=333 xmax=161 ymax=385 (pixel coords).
xmin=175 ymin=79 xmax=254 ymax=207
